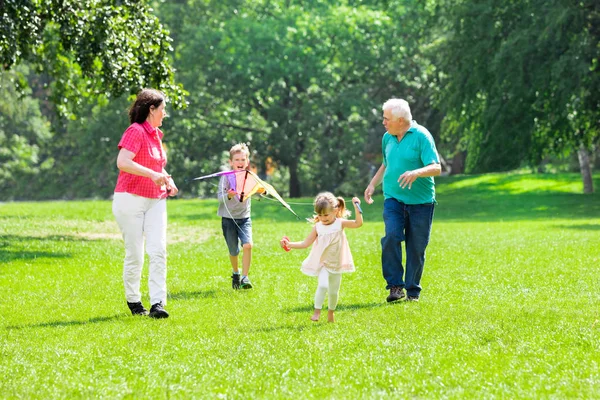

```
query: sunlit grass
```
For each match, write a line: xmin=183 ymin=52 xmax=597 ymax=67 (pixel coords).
xmin=1 ymin=172 xmax=599 ymax=398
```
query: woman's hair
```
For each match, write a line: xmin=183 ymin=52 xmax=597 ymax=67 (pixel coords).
xmin=229 ymin=143 xmax=250 ymax=160
xmin=382 ymin=98 xmax=412 ymax=122
xmin=311 ymin=192 xmax=350 ymax=223
xmin=128 ymin=88 xmax=166 ymax=124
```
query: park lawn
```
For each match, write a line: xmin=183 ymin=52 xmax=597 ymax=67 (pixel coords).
xmin=1 ymin=172 xmax=599 ymax=398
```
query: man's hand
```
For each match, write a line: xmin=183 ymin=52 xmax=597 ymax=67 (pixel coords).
xmin=364 ymin=184 xmax=375 ymax=204
xmin=398 ymin=170 xmax=419 ymax=189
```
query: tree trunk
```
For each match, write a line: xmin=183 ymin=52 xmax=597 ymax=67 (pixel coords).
xmin=537 ymin=156 xmax=550 ymax=173
xmin=450 ymin=151 xmax=466 ymax=175
xmin=577 ymin=145 xmax=594 ymax=194
xmin=288 ymin=159 xmax=302 ymax=198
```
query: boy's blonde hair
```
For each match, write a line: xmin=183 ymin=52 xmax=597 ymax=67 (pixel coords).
xmin=229 ymin=143 xmax=250 ymax=159
xmin=311 ymin=192 xmax=350 ymax=223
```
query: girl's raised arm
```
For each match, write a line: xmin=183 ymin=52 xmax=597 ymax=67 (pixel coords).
xmin=342 ymin=197 xmax=363 ymax=229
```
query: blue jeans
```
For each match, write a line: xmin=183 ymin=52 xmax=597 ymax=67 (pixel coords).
xmin=221 ymin=217 xmax=252 ymax=256
xmin=381 ymin=198 xmax=435 ymax=297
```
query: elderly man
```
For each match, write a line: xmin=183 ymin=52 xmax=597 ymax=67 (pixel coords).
xmin=364 ymin=98 xmax=441 ymax=302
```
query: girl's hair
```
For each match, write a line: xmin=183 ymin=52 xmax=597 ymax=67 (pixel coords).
xmin=311 ymin=192 xmax=350 ymax=223
xmin=382 ymin=98 xmax=412 ymax=122
xmin=229 ymin=143 xmax=250 ymax=159
xmin=128 ymin=88 xmax=166 ymax=124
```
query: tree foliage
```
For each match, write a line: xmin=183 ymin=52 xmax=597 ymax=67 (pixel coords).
xmin=2 ymin=0 xmax=596 ymax=201
xmin=0 ymin=0 xmax=187 ymax=114
xmin=160 ymin=0 xmax=433 ymax=197
xmin=431 ymin=0 xmax=599 ymax=173
xmin=0 ymin=67 xmax=52 ymax=195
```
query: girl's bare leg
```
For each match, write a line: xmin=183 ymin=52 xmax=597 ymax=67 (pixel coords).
xmin=327 ymin=309 xmax=335 ymax=323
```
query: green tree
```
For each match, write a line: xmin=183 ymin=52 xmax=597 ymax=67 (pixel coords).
xmin=0 ymin=0 xmax=186 ymax=114
xmin=431 ymin=0 xmax=599 ymax=192
xmin=160 ymin=0 xmax=434 ymax=197
xmin=0 ymin=67 xmax=52 ymax=198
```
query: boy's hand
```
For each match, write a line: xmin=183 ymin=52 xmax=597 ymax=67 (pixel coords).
xmin=227 ymin=189 xmax=236 ymax=200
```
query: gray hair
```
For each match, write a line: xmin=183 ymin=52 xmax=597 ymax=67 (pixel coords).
xmin=382 ymin=98 xmax=412 ymax=122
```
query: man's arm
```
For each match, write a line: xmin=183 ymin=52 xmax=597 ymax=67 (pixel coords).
xmin=364 ymin=164 xmax=386 ymax=204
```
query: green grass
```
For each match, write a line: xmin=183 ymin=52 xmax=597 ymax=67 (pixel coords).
xmin=1 ymin=172 xmax=599 ymax=398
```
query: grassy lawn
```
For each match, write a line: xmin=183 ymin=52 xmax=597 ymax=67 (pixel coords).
xmin=1 ymin=172 xmax=599 ymax=398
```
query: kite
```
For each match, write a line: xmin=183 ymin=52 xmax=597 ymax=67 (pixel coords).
xmin=191 ymin=169 xmax=300 ymax=219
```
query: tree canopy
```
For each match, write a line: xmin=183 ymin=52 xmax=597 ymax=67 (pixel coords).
xmin=160 ymin=0 xmax=435 ymax=197
xmin=0 ymin=0 xmax=597 ymax=200
xmin=0 ymin=0 xmax=186 ymax=114
xmin=431 ymin=0 xmax=599 ymax=174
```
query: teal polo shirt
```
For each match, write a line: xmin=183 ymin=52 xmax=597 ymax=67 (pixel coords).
xmin=382 ymin=121 xmax=440 ymax=204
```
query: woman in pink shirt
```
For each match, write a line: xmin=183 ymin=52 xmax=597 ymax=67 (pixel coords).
xmin=112 ymin=88 xmax=178 ymax=319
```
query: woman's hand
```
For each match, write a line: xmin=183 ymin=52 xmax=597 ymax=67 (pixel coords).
xmin=150 ymin=171 xmax=170 ymax=186
xmin=166 ymin=178 xmax=178 ymax=196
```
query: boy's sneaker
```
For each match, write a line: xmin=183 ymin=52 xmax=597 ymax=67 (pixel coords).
xmin=407 ymin=296 xmax=420 ymax=302
xmin=240 ymin=276 xmax=253 ymax=289
xmin=232 ymin=273 xmax=241 ymax=289
xmin=386 ymin=286 xmax=405 ymax=303
xmin=127 ymin=301 xmax=149 ymax=316
xmin=149 ymin=302 xmax=169 ymax=319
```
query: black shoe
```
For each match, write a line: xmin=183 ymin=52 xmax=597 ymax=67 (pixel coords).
xmin=127 ymin=301 xmax=149 ymax=316
xmin=407 ymin=296 xmax=419 ymax=302
xmin=386 ymin=286 xmax=406 ymax=303
xmin=232 ymin=273 xmax=241 ymax=289
xmin=149 ymin=302 xmax=169 ymax=319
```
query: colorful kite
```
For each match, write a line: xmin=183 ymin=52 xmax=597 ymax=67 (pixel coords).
xmin=191 ymin=169 xmax=300 ymax=219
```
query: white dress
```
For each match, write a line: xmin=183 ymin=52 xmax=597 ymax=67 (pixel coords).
xmin=301 ymin=218 xmax=355 ymax=276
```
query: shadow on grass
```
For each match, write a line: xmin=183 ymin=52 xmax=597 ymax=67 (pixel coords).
xmin=168 ymin=290 xmax=218 ymax=300
xmin=0 ymin=250 xmax=71 ymax=263
xmin=284 ymin=301 xmax=383 ymax=314
xmin=553 ymin=223 xmax=600 ymax=231
xmin=337 ymin=301 xmax=386 ymax=311
xmin=248 ymin=323 xmax=327 ymax=333
xmin=0 ymin=234 xmax=96 ymax=242
xmin=432 ymin=174 xmax=600 ymax=222
xmin=5 ymin=314 xmax=124 ymax=330
xmin=248 ymin=302 xmax=385 ymax=333
xmin=0 ymin=234 xmax=78 ymax=263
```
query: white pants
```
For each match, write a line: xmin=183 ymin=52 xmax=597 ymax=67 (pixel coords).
xmin=112 ymin=192 xmax=167 ymax=306
xmin=314 ymin=268 xmax=342 ymax=311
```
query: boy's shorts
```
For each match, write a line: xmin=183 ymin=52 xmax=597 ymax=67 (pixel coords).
xmin=221 ymin=217 xmax=252 ymax=256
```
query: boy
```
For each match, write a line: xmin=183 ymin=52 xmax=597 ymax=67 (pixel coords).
xmin=217 ymin=143 xmax=264 ymax=289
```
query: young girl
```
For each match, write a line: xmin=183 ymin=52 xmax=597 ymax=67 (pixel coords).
xmin=280 ymin=192 xmax=363 ymax=323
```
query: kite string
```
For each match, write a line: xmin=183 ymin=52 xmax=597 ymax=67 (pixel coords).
xmin=202 ymin=182 xmax=312 ymax=231
xmin=257 ymin=194 xmax=313 ymax=206
xmin=207 ymin=181 xmax=245 ymax=233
